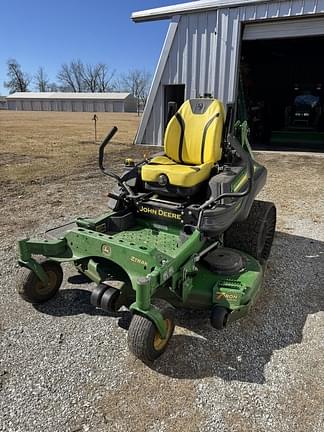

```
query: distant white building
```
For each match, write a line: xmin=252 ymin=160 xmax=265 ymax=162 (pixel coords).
xmin=6 ymin=92 xmax=137 ymax=113
xmin=0 ymin=96 xmax=8 ymax=110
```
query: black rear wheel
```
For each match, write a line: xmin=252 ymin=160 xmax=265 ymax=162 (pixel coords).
xmin=224 ymin=200 xmax=276 ymax=264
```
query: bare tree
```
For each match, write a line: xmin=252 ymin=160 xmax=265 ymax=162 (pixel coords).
xmin=57 ymin=63 xmax=76 ymax=91
xmin=34 ymin=67 xmax=49 ymax=92
xmin=96 ymin=63 xmax=115 ymax=92
xmin=4 ymin=58 xmax=31 ymax=93
xmin=80 ymin=63 xmax=99 ymax=92
xmin=119 ymin=69 xmax=151 ymax=114
xmin=57 ymin=59 xmax=85 ymax=92
xmin=57 ymin=60 xmax=114 ymax=93
xmin=79 ymin=63 xmax=115 ymax=92
xmin=70 ymin=60 xmax=84 ymax=92
xmin=48 ymin=82 xmax=59 ymax=92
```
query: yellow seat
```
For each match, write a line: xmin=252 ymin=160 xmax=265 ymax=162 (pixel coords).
xmin=141 ymin=98 xmax=225 ymax=189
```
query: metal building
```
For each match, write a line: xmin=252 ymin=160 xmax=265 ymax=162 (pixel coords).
xmin=0 ymin=96 xmax=8 ymax=110
xmin=6 ymin=92 xmax=137 ymax=113
xmin=133 ymin=0 xmax=324 ymax=147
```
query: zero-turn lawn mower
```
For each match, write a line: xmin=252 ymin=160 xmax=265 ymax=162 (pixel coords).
xmin=17 ymin=98 xmax=276 ymax=363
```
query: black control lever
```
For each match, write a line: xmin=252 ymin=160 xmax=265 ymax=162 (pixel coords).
xmin=98 ymin=127 xmax=135 ymax=196
xmin=99 ymin=126 xmax=118 ymax=177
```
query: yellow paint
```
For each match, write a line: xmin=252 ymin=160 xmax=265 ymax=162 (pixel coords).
xmin=130 ymin=256 xmax=148 ymax=267
xmin=153 ymin=318 xmax=173 ymax=351
xmin=141 ymin=157 xmax=214 ymax=187
xmin=165 ymin=99 xmax=224 ymax=164
xmin=138 ymin=205 xmax=182 ymax=221
xmin=141 ymin=99 xmax=225 ymax=188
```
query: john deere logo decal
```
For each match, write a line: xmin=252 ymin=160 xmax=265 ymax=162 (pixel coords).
xmin=102 ymin=244 xmax=111 ymax=256
xmin=138 ymin=205 xmax=182 ymax=221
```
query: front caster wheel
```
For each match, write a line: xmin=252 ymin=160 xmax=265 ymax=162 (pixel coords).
xmin=210 ymin=306 xmax=229 ymax=330
xmin=90 ymin=283 xmax=108 ymax=307
xmin=90 ymin=284 xmax=120 ymax=312
xmin=100 ymin=287 xmax=120 ymax=312
xmin=17 ymin=261 xmax=63 ymax=304
xmin=127 ymin=310 xmax=175 ymax=363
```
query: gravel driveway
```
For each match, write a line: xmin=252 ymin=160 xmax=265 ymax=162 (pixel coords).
xmin=1 ymin=151 xmax=323 ymax=432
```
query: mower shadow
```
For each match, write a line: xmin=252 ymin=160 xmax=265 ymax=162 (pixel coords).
xmin=34 ymin=273 xmax=133 ymax=324
xmin=34 ymin=289 xmax=134 ymax=328
xmin=150 ymin=231 xmax=324 ymax=383
xmin=34 ymin=288 xmax=111 ymax=317
xmin=67 ymin=274 xmax=93 ymax=285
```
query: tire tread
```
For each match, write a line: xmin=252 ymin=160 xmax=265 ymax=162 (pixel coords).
xmin=224 ymin=200 xmax=276 ymax=263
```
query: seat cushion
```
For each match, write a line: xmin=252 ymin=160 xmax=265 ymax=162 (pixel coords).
xmin=141 ymin=155 xmax=213 ymax=188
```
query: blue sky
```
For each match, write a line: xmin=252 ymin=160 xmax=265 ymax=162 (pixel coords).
xmin=0 ymin=0 xmax=187 ymax=95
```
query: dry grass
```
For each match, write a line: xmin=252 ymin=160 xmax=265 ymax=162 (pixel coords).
xmin=0 ymin=111 xmax=141 ymax=183
xmin=1 ymin=110 xmax=323 ymax=236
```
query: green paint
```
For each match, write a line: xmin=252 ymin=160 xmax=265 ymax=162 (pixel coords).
xmin=17 ymin=213 xmax=263 ymax=336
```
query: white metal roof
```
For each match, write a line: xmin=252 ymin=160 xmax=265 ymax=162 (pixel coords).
xmin=132 ymin=0 xmax=272 ymax=22
xmin=6 ymin=92 xmax=132 ymax=100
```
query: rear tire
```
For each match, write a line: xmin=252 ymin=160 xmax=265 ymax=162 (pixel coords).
xmin=128 ymin=306 xmax=174 ymax=363
xmin=224 ymin=200 xmax=276 ymax=264
xmin=17 ymin=260 xmax=63 ymax=304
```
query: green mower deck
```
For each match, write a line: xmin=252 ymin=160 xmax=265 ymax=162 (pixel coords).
xmin=18 ymin=212 xmax=264 ymax=339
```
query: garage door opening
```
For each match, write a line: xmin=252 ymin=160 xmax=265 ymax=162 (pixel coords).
xmin=240 ymin=35 xmax=324 ymax=151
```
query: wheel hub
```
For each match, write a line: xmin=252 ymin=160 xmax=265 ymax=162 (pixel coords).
xmin=35 ymin=270 xmax=58 ymax=295
xmin=153 ymin=318 xmax=172 ymax=350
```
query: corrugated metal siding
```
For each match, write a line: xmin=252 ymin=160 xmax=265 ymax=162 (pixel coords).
xmin=31 ymin=100 xmax=42 ymax=111
xmin=72 ymin=101 xmax=83 ymax=112
xmin=84 ymin=101 xmax=94 ymax=112
xmin=124 ymin=95 xmax=138 ymax=112
xmin=113 ymin=101 xmax=124 ymax=112
xmin=7 ymin=101 xmax=16 ymax=110
xmin=0 ymin=99 xmax=8 ymax=110
xmin=22 ymin=100 xmax=32 ymax=111
xmin=138 ymin=0 xmax=324 ymax=145
xmin=42 ymin=101 xmax=51 ymax=111
xmin=141 ymin=10 xmax=241 ymax=144
xmin=61 ymin=101 xmax=71 ymax=112
xmin=51 ymin=100 xmax=58 ymax=111
xmin=94 ymin=102 xmax=105 ymax=112
xmin=6 ymin=97 xmax=129 ymax=112
xmin=105 ymin=102 xmax=113 ymax=112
